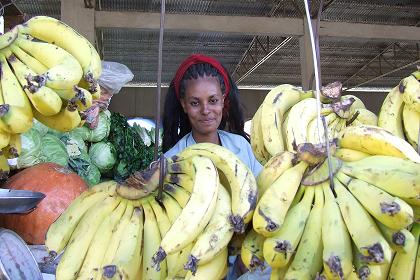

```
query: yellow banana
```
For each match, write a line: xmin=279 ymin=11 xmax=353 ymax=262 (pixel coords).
xmin=55 ymin=195 xmax=120 ymax=280
xmin=0 ymin=130 xmax=10 ymax=150
xmin=185 ymin=248 xmax=227 ymax=279
xmin=0 ymin=152 xmax=10 ymax=179
xmin=336 ymin=171 xmax=413 ymax=230
xmin=253 ymin=161 xmax=308 ymax=237
xmin=415 ymin=234 xmax=420 ymax=280
xmin=162 ymin=183 xmax=190 ymax=208
xmin=45 ymin=189 xmax=112 ymax=255
xmin=15 ymin=34 xmax=83 ymax=90
xmin=333 ymin=178 xmax=392 ymax=264
xmin=186 ymin=184 xmax=233 ymax=273
xmin=263 ymin=186 xmax=314 ymax=268
xmin=402 ymin=102 xmax=419 ymax=150
xmin=2 ymin=133 xmax=21 ymax=158
xmin=340 ymin=155 xmax=420 ymax=199
xmin=284 ymin=186 xmax=324 ymax=280
xmin=387 ymin=222 xmax=420 ymax=280
xmin=256 ymin=151 xmax=296 ymax=196
xmin=376 ymin=221 xmax=415 ymax=254
xmin=321 ymin=183 xmax=353 ymax=280
xmin=19 ymin=16 xmax=101 ymax=93
xmin=77 ymin=199 xmax=126 ymax=279
xmin=377 ymin=86 xmax=404 ymax=138
xmin=334 ymin=148 xmax=370 ymax=162
xmin=166 ymin=157 xmax=194 ymax=174
xmin=174 ymin=143 xmax=258 ymax=233
xmin=352 ymin=242 xmax=391 ymax=280
xmin=9 ymin=43 xmax=48 ymax=74
xmin=342 ymin=94 xmax=366 ymax=110
xmin=306 ymin=112 xmax=339 ymax=145
xmin=353 ymin=108 xmax=378 ymax=126
xmin=55 ymin=86 xmax=93 ymax=111
xmin=0 ymin=26 xmax=18 ymax=49
xmin=400 ymin=74 xmax=420 ymax=113
xmin=142 ymin=202 xmax=165 ymax=280
xmin=240 ymin=229 xmax=265 ymax=271
xmin=6 ymin=52 xmax=62 ymax=116
xmin=339 ymin=124 xmax=420 ymax=163
xmin=153 ymin=156 xmax=219 ymax=269
xmin=164 ymin=173 xmax=194 ymax=193
xmin=33 ymin=101 xmax=81 ymax=132
xmin=250 ymin=105 xmax=269 ymax=164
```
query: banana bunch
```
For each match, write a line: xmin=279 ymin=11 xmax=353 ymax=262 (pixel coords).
xmin=251 ymin=84 xmax=378 ymax=164
xmin=44 ymin=143 xmax=258 ymax=280
xmin=0 ymin=16 xmax=101 ymax=175
xmin=378 ymin=70 xmax=420 ymax=151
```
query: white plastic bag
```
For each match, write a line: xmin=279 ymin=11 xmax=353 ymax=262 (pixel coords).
xmin=98 ymin=61 xmax=134 ymax=94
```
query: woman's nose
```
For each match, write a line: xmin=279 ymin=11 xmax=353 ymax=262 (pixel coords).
xmin=201 ymin=103 xmax=210 ymax=114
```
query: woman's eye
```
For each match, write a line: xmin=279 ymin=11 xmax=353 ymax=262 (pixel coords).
xmin=190 ymin=101 xmax=199 ymax=106
xmin=210 ymin=99 xmax=218 ymax=104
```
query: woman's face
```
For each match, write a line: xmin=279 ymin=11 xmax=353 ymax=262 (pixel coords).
xmin=180 ymin=75 xmax=225 ymax=139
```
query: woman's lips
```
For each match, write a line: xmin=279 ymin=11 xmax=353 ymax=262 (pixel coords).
xmin=200 ymin=119 xmax=215 ymax=125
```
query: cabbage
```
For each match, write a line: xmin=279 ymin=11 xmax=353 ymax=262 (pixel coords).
xmin=40 ymin=134 xmax=68 ymax=166
xmin=89 ymin=141 xmax=116 ymax=173
xmin=31 ymin=119 xmax=49 ymax=136
xmin=67 ymin=126 xmax=90 ymax=141
xmin=86 ymin=112 xmax=110 ymax=142
xmin=68 ymin=157 xmax=101 ymax=186
xmin=17 ymin=129 xmax=42 ymax=168
xmin=61 ymin=134 xmax=87 ymax=155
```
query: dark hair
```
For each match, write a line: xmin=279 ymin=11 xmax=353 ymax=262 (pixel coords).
xmin=162 ymin=62 xmax=249 ymax=152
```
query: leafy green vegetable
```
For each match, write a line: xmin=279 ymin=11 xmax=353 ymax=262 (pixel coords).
xmin=40 ymin=134 xmax=68 ymax=166
xmin=68 ymin=157 xmax=101 ymax=186
xmin=67 ymin=126 xmax=91 ymax=142
xmin=86 ymin=111 xmax=110 ymax=142
xmin=89 ymin=141 xmax=117 ymax=173
xmin=17 ymin=128 xmax=42 ymax=168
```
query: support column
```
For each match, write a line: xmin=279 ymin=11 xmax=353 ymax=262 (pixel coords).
xmin=299 ymin=19 xmax=318 ymax=90
xmin=61 ymin=0 xmax=95 ymax=44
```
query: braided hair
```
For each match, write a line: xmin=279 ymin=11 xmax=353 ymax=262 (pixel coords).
xmin=162 ymin=61 xmax=248 ymax=153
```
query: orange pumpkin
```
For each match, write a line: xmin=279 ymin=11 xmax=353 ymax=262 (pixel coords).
xmin=0 ymin=162 xmax=87 ymax=244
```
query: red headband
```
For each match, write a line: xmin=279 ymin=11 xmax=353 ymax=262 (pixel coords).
xmin=173 ymin=54 xmax=231 ymax=103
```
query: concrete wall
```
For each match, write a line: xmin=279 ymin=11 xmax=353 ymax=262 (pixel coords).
xmin=108 ymin=87 xmax=388 ymax=121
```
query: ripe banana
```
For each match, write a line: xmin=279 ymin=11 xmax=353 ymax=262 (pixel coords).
xmin=387 ymin=223 xmax=420 ymax=280
xmin=376 ymin=221 xmax=415 ymax=254
xmin=336 ymin=171 xmax=413 ymax=230
xmin=2 ymin=133 xmax=21 ymax=158
xmin=333 ymin=178 xmax=392 ymax=264
xmin=153 ymin=156 xmax=219 ymax=269
xmin=0 ymin=26 xmax=18 ymax=49
xmin=77 ymin=199 xmax=126 ymax=279
xmin=353 ymin=108 xmax=378 ymax=126
xmin=342 ymin=94 xmax=366 ymax=110
xmin=253 ymin=161 xmax=308 ymax=237
xmin=352 ymin=241 xmax=391 ymax=280
xmin=55 ymin=86 xmax=93 ymax=111
xmin=55 ymin=195 xmax=120 ymax=280
xmin=340 ymin=155 xmax=420 ymax=199
xmin=9 ymin=43 xmax=48 ymax=74
xmin=334 ymin=148 xmax=370 ymax=162
xmin=175 ymin=143 xmax=258 ymax=232
xmin=321 ymin=183 xmax=353 ymax=280
xmin=0 ymin=130 xmax=10 ymax=150
xmin=339 ymin=124 xmax=420 ymax=163
xmin=250 ymin=105 xmax=269 ymax=164
xmin=261 ymin=84 xmax=301 ymax=156
xmin=306 ymin=112 xmax=338 ymax=145
xmin=284 ymin=186 xmax=324 ymax=280
xmin=6 ymin=53 xmax=62 ymax=116
xmin=33 ymin=101 xmax=81 ymax=132
xmin=185 ymin=248 xmax=228 ymax=280
xmin=400 ymin=74 xmax=420 ymax=113
xmin=263 ymin=186 xmax=314 ymax=268
xmin=0 ymin=153 xmax=10 ymax=179
xmin=256 ymin=151 xmax=296 ymax=196
xmin=15 ymin=34 xmax=83 ymax=90
xmin=164 ymin=173 xmax=194 ymax=193
xmin=377 ymin=86 xmax=404 ymax=138
xmin=45 ymin=189 xmax=112 ymax=254
xmin=19 ymin=16 xmax=102 ymax=93
xmin=185 ymin=184 xmax=233 ymax=273
xmin=240 ymin=229 xmax=265 ymax=271
xmin=162 ymin=182 xmax=190 ymax=207
xmin=402 ymin=102 xmax=419 ymax=150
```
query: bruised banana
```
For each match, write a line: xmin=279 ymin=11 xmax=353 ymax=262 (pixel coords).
xmin=241 ymin=229 xmax=265 ymax=271
xmin=376 ymin=221 xmax=415 ymax=254
xmin=377 ymin=86 xmax=404 ymax=138
xmin=55 ymin=86 xmax=93 ymax=111
xmin=400 ymin=74 xmax=420 ymax=113
xmin=185 ymin=248 xmax=228 ymax=280
xmin=33 ymin=101 xmax=81 ymax=132
xmin=402 ymin=102 xmax=419 ymax=150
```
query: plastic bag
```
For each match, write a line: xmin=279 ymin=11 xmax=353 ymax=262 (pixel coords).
xmin=98 ymin=61 xmax=134 ymax=95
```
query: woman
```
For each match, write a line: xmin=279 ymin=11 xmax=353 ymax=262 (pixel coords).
xmin=162 ymin=54 xmax=262 ymax=177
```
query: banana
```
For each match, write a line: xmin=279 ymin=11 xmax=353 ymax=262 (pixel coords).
xmin=376 ymin=221 xmax=415 ymax=254
xmin=0 ymin=130 xmax=10 ymax=150
xmin=340 ymin=155 xmax=420 ymax=199
xmin=2 ymin=133 xmax=21 ymax=158
xmin=104 ymin=205 xmax=144 ymax=280
xmin=6 ymin=52 xmax=62 ymax=116
xmin=387 ymin=223 xmax=420 ymax=280
xmin=256 ymin=151 xmax=296 ymax=196
xmin=250 ymin=105 xmax=269 ymax=164
xmin=261 ymin=84 xmax=302 ymax=156
xmin=55 ymin=195 xmax=120 ymax=280
xmin=185 ymin=184 xmax=233 ymax=273
xmin=33 ymin=101 xmax=81 ymax=132
xmin=45 ymin=189 xmax=113 ymax=255
xmin=352 ymin=242 xmax=391 ymax=280
xmin=167 ymin=157 xmax=194 ymax=174
xmin=402 ymin=102 xmax=419 ymax=150
xmin=164 ymin=173 xmax=194 ymax=193
xmin=321 ymin=183 xmax=353 ymax=280
xmin=284 ymin=186 xmax=324 ymax=280
xmin=77 ymin=199 xmax=126 ymax=279
xmin=153 ymin=156 xmax=219 ymax=269
xmin=306 ymin=112 xmax=338 ymax=145
xmin=18 ymin=16 xmax=101 ymax=92
xmin=342 ymin=94 xmax=366 ymax=110
xmin=55 ymin=86 xmax=93 ymax=111
xmin=377 ymin=86 xmax=405 ymax=138
xmin=162 ymin=183 xmax=190 ymax=208
xmin=142 ymin=202 xmax=165 ymax=280
xmin=336 ymin=171 xmax=413 ymax=230
xmin=270 ymin=266 xmax=289 ymax=280
xmin=185 ymin=248 xmax=227 ymax=280
xmin=353 ymin=108 xmax=378 ymax=126
xmin=415 ymin=235 xmax=420 ymax=280
xmin=334 ymin=148 xmax=370 ymax=162
xmin=339 ymin=124 xmax=420 ymax=163
xmin=333 ymin=178 xmax=392 ymax=264
xmin=0 ymin=152 xmax=10 ymax=179
xmin=263 ymin=186 xmax=314 ymax=268
xmin=400 ymin=74 xmax=420 ymax=113
xmin=253 ymin=161 xmax=308 ymax=237
xmin=9 ymin=43 xmax=48 ymax=74
xmin=240 ymin=229 xmax=265 ymax=271
xmin=174 ymin=143 xmax=258 ymax=232
xmin=149 ymin=198 xmax=179 ymax=278
xmin=0 ymin=26 xmax=18 ymax=49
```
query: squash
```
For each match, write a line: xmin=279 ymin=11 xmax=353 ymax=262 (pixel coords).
xmin=0 ymin=162 xmax=87 ymax=244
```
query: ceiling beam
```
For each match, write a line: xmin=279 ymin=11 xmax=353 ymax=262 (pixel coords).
xmin=95 ymin=11 xmax=420 ymax=42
